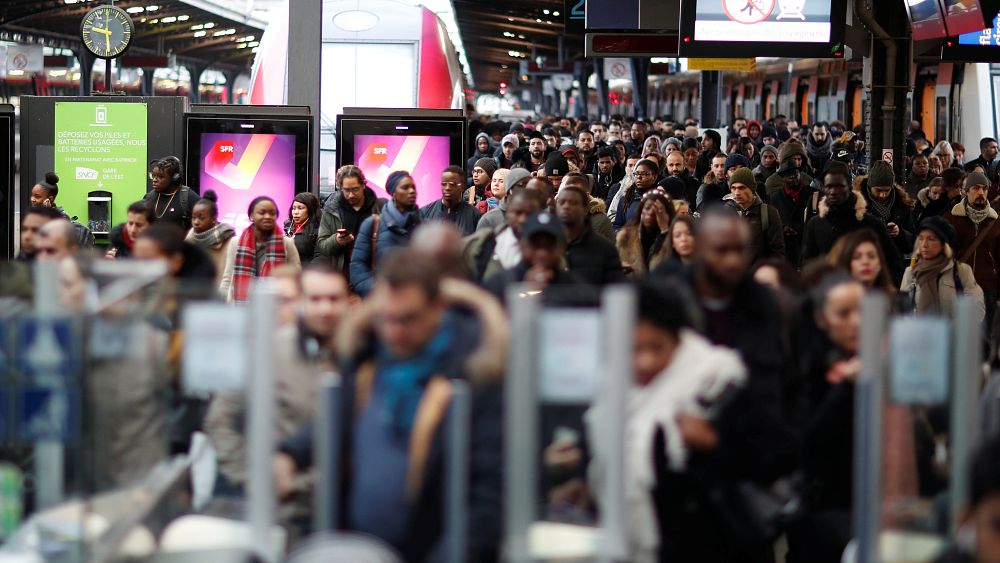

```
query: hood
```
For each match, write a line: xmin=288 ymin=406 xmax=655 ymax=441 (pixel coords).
xmin=588 ymin=195 xmax=607 ymax=215
xmin=818 ymin=188 xmax=867 ymax=221
xmin=472 ymin=132 xmax=494 ymax=158
xmin=950 ymin=200 xmax=1000 ymax=220
xmin=917 ymin=186 xmax=933 ymax=207
xmin=335 ymin=278 xmax=508 ymax=383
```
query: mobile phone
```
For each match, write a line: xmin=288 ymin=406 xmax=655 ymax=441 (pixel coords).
xmin=337 ymin=228 xmax=348 ymax=235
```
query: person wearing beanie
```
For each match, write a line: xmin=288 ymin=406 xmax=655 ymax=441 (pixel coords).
xmin=760 ymin=124 xmax=779 ymax=147
xmin=901 ymin=216 xmax=984 ymax=318
xmin=509 ymin=122 xmax=526 ymax=144
xmin=944 ymin=168 xmax=1000 ymax=333
xmin=543 ymin=152 xmax=570 ymax=187
xmin=350 ymin=170 xmax=422 ymax=296
xmin=769 ymin=152 xmax=819 ymax=267
xmin=476 ymin=167 xmax=533 ymax=233
xmin=858 ymin=160 xmax=916 ymax=257
xmin=765 ymin=140 xmax=814 ymax=201
xmin=469 ymin=157 xmax=498 ymax=203
xmin=495 ymin=134 xmax=520 ymax=169
xmin=802 ymin=161 xmax=904 ymax=282
xmin=754 ymin=144 xmax=779 ymax=186
xmin=723 ymin=167 xmax=785 ymax=264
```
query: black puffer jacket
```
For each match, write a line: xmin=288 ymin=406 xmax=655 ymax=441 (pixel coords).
xmin=856 ymin=177 xmax=916 ymax=257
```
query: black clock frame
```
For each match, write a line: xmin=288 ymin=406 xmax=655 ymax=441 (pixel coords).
xmin=79 ymin=4 xmax=134 ymax=94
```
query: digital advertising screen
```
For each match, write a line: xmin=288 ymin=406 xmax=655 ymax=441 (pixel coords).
xmin=943 ymin=0 xmax=986 ymax=36
xmin=200 ymin=133 xmax=297 ymax=232
xmin=907 ymin=0 xmax=949 ymax=40
xmin=353 ymin=135 xmax=451 ymax=208
xmin=679 ymin=0 xmax=846 ymax=58
xmin=185 ymin=115 xmax=312 ymax=232
xmin=942 ymin=10 xmax=1000 ymax=60
xmin=337 ymin=114 xmax=466 ymax=209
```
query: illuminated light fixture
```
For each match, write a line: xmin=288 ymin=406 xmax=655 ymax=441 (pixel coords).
xmin=178 ymin=15 xmax=189 ymax=21
xmin=333 ymin=9 xmax=379 ymax=32
xmin=536 ymin=18 xmax=542 ymax=22
xmin=146 ymin=5 xmax=159 ymax=11
xmin=193 ymin=30 xmax=206 ymax=37
xmin=203 ymin=22 xmax=215 ymax=28
xmin=126 ymin=6 xmax=144 ymax=13
xmin=507 ymin=17 xmax=513 ymax=21
xmin=191 ymin=24 xmax=204 ymax=30
xmin=149 ymin=19 xmax=158 ymax=24
xmin=553 ymin=11 xmax=560 ymax=16
xmin=161 ymin=16 xmax=177 ymax=23
xmin=543 ymin=9 xmax=549 ymax=14
xmin=518 ymin=34 xmax=525 ymax=39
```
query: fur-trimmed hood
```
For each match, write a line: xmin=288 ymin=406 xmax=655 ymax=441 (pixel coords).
xmin=917 ymin=186 xmax=933 ymax=208
xmin=818 ymin=187 xmax=867 ymax=221
xmin=949 ymin=200 xmax=1000 ymax=221
xmin=589 ymin=195 xmax=607 ymax=215
xmin=335 ymin=278 xmax=509 ymax=383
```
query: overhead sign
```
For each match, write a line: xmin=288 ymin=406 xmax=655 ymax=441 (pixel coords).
xmin=53 ymin=102 xmax=148 ymax=227
xmin=585 ymin=33 xmax=679 ymax=57
xmin=566 ymin=0 xmax=585 ymax=33
xmin=687 ymin=57 xmax=757 ymax=71
xmin=882 ymin=148 xmax=894 ymax=166
xmin=6 ymin=45 xmax=43 ymax=74
xmin=586 ymin=0 xmax=680 ymax=30
xmin=604 ymin=58 xmax=633 ymax=81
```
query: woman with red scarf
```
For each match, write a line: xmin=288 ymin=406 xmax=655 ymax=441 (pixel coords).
xmin=107 ymin=200 xmax=156 ymax=259
xmin=220 ymin=196 xmax=301 ymax=303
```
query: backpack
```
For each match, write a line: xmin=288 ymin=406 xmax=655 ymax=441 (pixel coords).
xmin=70 ymin=218 xmax=94 ymax=248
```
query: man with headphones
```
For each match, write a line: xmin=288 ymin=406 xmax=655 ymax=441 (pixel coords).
xmin=144 ymin=156 xmax=197 ymax=230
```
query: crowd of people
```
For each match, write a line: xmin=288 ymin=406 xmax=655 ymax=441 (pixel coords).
xmin=8 ymin=112 xmax=1000 ymax=563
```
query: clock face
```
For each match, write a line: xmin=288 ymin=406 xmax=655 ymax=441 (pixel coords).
xmin=81 ymin=6 xmax=134 ymax=59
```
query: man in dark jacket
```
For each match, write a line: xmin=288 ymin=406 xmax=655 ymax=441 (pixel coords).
xmin=557 ymin=182 xmax=625 ymax=286
xmin=965 ymin=136 xmax=999 ymax=184
xmin=144 ymin=156 xmax=197 ymax=230
xmin=276 ymin=251 xmax=505 ymax=562
xmin=695 ymin=152 xmax=731 ymax=212
xmin=421 ymin=166 xmax=482 ymax=236
xmin=765 ymin=141 xmax=813 ymax=202
xmin=945 ymin=170 xmax=1000 ymax=337
xmin=754 ymin=145 xmax=779 ymax=189
xmin=317 ymin=166 xmax=386 ymax=277
xmin=801 ymin=161 xmax=904 ymax=281
xmin=724 ymin=167 xmax=784 ymax=264
xmin=350 ymin=171 xmax=421 ymax=296
xmin=858 ymin=160 xmax=916 ymax=257
xmin=661 ymin=150 xmax=700 ymax=207
xmin=769 ymin=159 xmax=818 ymax=267
xmin=806 ymin=122 xmax=833 ymax=178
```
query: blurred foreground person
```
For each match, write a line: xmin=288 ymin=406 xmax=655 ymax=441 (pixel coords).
xmin=275 ymin=251 xmax=507 ymax=562
xmin=37 ymin=219 xmax=81 ymax=261
xmin=935 ymin=434 xmax=1000 ymax=563
xmin=17 ymin=206 xmax=63 ymax=262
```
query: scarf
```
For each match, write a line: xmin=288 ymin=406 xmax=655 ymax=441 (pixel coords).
xmin=232 ymin=225 xmax=286 ymax=303
xmin=783 ymin=180 xmax=804 ymax=204
xmin=867 ymin=186 xmax=896 ymax=222
xmin=965 ymin=199 xmax=991 ymax=226
xmin=808 ymin=134 xmax=832 ymax=160
xmin=187 ymin=222 xmax=235 ymax=250
xmin=375 ymin=311 xmax=455 ymax=438
xmin=121 ymin=224 xmax=135 ymax=250
xmin=911 ymin=254 xmax=949 ymax=314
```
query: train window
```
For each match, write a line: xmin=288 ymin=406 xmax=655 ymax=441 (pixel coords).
xmin=837 ymin=100 xmax=845 ymax=123
xmin=935 ymin=97 xmax=947 ymax=145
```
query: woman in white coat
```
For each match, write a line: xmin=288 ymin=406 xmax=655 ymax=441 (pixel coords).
xmin=900 ymin=216 xmax=984 ymax=321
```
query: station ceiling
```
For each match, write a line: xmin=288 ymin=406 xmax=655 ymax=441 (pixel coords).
xmin=453 ymin=0 xmax=584 ymax=91
xmin=0 ymin=0 xmax=265 ymax=73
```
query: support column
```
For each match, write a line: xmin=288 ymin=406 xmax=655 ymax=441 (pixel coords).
xmin=859 ymin=0 xmax=910 ymax=176
xmin=699 ymin=70 xmax=723 ymax=128
xmin=287 ymin=0 xmax=322 ymax=193
xmin=574 ymin=60 xmax=589 ymax=120
xmin=186 ymin=64 xmax=207 ymax=103
xmin=75 ymin=49 xmax=94 ymax=96
xmin=224 ymin=71 xmax=240 ymax=105
xmin=629 ymin=57 xmax=650 ymax=119
xmin=594 ymin=59 xmax=610 ymax=121
xmin=141 ymin=68 xmax=155 ymax=96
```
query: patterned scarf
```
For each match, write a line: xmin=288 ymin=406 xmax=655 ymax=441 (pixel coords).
xmin=965 ymin=199 xmax=991 ymax=226
xmin=911 ymin=254 xmax=949 ymax=314
xmin=867 ymin=186 xmax=895 ymax=223
xmin=187 ymin=222 xmax=235 ymax=250
xmin=232 ymin=225 xmax=285 ymax=303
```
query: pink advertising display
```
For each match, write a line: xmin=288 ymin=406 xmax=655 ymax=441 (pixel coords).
xmin=200 ymin=133 xmax=297 ymax=232
xmin=353 ymin=134 xmax=451 ymax=208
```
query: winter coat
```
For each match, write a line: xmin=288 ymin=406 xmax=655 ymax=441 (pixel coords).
xmin=477 ymin=199 xmax=507 ymax=232
xmin=616 ymin=224 xmax=671 ymax=277
xmin=913 ymin=186 xmax=951 ymax=224
xmin=588 ymin=196 xmax=616 ymax=242
xmin=769 ymin=182 xmax=819 ymax=267
xmin=462 ymin=224 xmax=510 ymax=282
xmin=904 ymin=173 xmax=934 ymax=200
xmin=219 ymin=235 xmax=301 ymax=302
xmin=723 ymin=195 xmax=785 ymax=264
xmin=483 ymin=262 xmax=600 ymax=307
xmin=185 ymin=227 xmax=234 ymax=288
xmin=857 ymin=177 xmax=916 ymax=257
xmin=280 ymin=279 xmax=508 ymax=563
xmin=467 ymin=132 xmax=495 ymax=173
xmin=420 ymin=199 xmax=482 ymax=236
xmin=108 ymin=223 xmax=134 ymax=258
xmin=316 ymin=187 xmax=386 ymax=272
xmin=284 ymin=218 xmax=320 ymax=263
xmin=350 ymin=201 xmax=421 ymax=296
xmin=696 ymin=177 xmax=729 ymax=213
xmin=901 ymin=259 xmax=985 ymax=321
xmin=945 ymin=202 xmax=1000 ymax=294
xmin=753 ymin=163 xmax=777 ymax=187
xmin=801 ymin=191 xmax=905 ymax=282
xmin=565 ymin=224 xmax=626 ymax=286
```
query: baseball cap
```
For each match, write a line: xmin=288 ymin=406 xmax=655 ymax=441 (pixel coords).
xmin=521 ymin=211 xmax=565 ymax=244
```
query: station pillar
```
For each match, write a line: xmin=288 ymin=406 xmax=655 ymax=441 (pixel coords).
xmin=858 ymin=0 xmax=911 ymax=177
xmin=74 ymin=49 xmax=94 ymax=96
xmin=574 ymin=60 xmax=590 ymax=120
xmin=629 ymin=57 xmax=650 ymax=119
xmin=594 ymin=59 xmax=610 ymax=121
xmin=699 ymin=70 xmax=722 ymax=128
xmin=186 ymin=64 xmax=207 ymax=103
xmin=141 ymin=68 xmax=155 ymax=96
xmin=287 ymin=0 xmax=322 ymax=192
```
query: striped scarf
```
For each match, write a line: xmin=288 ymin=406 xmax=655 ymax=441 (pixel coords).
xmin=232 ymin=226 xmax=285 ymax=303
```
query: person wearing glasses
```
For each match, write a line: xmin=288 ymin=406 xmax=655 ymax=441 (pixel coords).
xmin=420 ymin=166 xmax=482 ymax=236
xmin=613 ymin=158 xmax=660 ymax=231
xmin=317 ymin=165 xmax=386 ymax=280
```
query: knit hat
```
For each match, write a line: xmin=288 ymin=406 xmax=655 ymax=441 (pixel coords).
xmin=544 ymin=153 xmax=570 ymax=177
xmin=528 ymin=130 xmax=545 ymax=142
xmin=474 ymin=157 xmax=497 ymax=179
xmin=660 ymin=176 xmax=686 ymax=200
xmin=724 ymin=153 xmax=750 ymax=171
xmin=761 ymin=124 xmax=778 ymax=141
xmin=918 ymin=216 xmax=956 ymax=248
xmin=509 ymin=122 xmax=525 ymax=134
xmin=760 ymin=145 xmax=779 ymax=158
xmin=966 ymin=171 xmax=990 ymax=191
xmin=778 ymin=141 xmax=807 ymax=163
xmin=505 ymin=167 xmax=532 ymax=190
xmin=501 ymin=134 xmax=519 ymax=147
xmin=868 ymin=160 xmax=895 ymax=187
xmin=385 ymin=170 xmax=411 ymax=195
xmin=778 ymin=158 xmax=801 ymax=176
xmin=729 ymin=167 xmax=757 ymax=193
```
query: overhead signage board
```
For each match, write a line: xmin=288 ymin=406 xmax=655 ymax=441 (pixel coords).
xmin=687 ymin=57 xmax=757 ymax=71
xmin=566 ymin=0 xmax=585 ymax=34
xmin=585 ymin=33 xmax=679 ymax=57
xmin=6 ymin=45 xmax=43 ymax=74
xmin=53 ymin=102 xmax=148 ymax=227
xmin=585 ymin=0 xmax=679 ymax=30
xmin=941 ymin=11 xmax=1000 ymax=60
xmin=678 ymin=0 xmax=847 ymax=58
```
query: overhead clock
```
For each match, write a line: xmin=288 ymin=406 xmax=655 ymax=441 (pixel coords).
xmin=80 ymin=5 xmax=134 ymax=59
